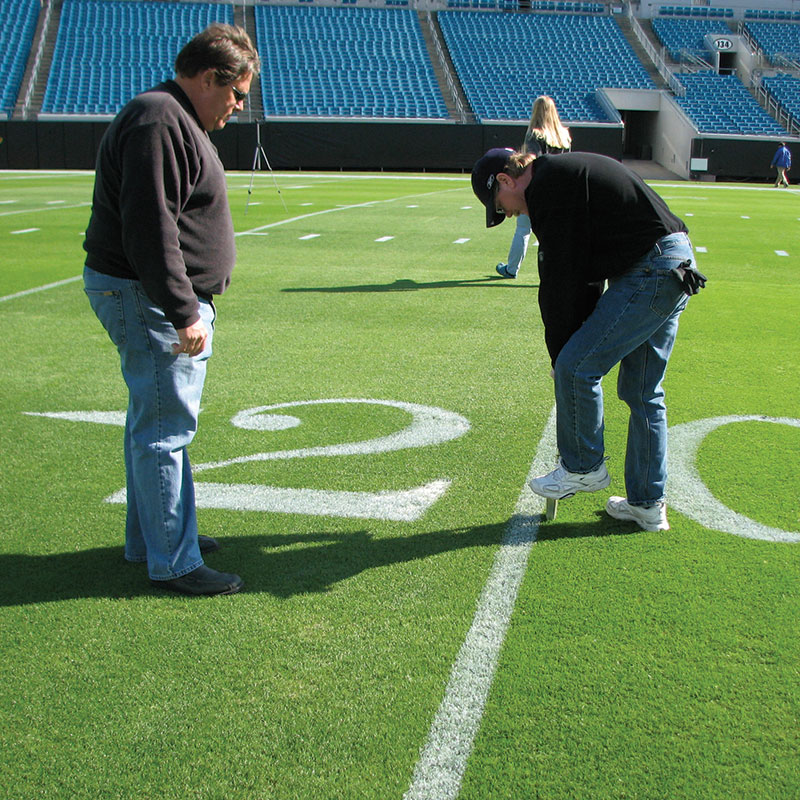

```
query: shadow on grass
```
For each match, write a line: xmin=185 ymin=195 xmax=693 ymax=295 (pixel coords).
xmin=0 ymin=515 xmax=640 ymax=606
xmin=282 ymin=275 xmax=537 ymax=294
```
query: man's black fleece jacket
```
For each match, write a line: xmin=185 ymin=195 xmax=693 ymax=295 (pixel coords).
xmin=525 ymin=152 xmax=688 ymax=364
xmin=84 ymin=80 xmax=235 ymax=329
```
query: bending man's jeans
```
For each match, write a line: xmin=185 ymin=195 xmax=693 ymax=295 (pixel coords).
xmin=552 ymin=232 xmax=693 ymax=506
xmin=84 ymin=266 xmax=215 ymax=580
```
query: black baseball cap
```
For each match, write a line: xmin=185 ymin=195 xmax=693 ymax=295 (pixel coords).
xmin=471 ymin=147 xmax=514 ymax=228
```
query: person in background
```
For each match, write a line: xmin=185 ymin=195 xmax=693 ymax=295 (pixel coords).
xmin=770 ymin=142 xmax=791 ymax=187
xmin=495 ymin=96 xmax=571 ymax=279
xmin=83 ymin=24 xmax=260 ymax=595
xmin=472 ymin=147 xmax=706 ymax=532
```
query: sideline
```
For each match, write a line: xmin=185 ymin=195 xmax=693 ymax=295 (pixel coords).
xmin=404 ymin=406 xmax=557 ymax=800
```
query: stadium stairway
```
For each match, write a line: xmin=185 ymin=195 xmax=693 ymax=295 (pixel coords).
xmin=236 ymin=1 xmax=265 ymax=121
xmin=13 ymin=0 xmax=63 ymax=119
xmin=419 ymin=11 xmax=475 ymax=123
xmin=615 ymin=13 xmax=671 ymax=90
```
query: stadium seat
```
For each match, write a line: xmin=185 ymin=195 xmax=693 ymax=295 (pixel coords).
xmin=254 ymin=5 xmax=449 ymax=119
xmin=0 ymin=0 xmax=40 ymax=118
xmin=42 ymin=0 xmax=234 ymax=115
xmin=675 ymin=71 xmax=788 ymax=135
xmin=743 ymin=21 xmax=800 ymax=62
xmin=438 ymin=11 xmax=654 ymax=123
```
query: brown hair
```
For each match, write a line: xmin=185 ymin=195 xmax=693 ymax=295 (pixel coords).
xmin=504 ymin=151 xmax=537 ymax=177
xmin=175 ymin=23 xmax=260 ymax=83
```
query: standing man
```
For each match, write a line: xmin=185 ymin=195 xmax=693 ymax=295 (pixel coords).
xmin=83 ymin=24 xmax=260 ymax=594
xmin=472 ymin=149 xmax=706 ymax=531
xmin=770 ymin=142 xmax=791 ymax=187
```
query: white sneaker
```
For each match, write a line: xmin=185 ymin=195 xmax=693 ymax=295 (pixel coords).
xmin=606 ymin=496 xmax=669 ymax=532
xmin=528 ymin=461 xmax=610 ymax=500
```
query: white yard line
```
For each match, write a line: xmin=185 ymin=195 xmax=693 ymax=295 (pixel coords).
xmin=404 ymin=406 xmax=557 ymax=800
xmin=0 ymin=201 xmax=90 ymax=218
xmin=0 ymin=275 xmax=83 ymax=303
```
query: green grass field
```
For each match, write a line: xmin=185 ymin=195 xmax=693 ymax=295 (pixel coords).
xmin=1 ymin=168 xmax=798 ymax=799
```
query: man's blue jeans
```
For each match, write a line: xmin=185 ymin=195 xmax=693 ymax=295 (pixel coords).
xmin=83 ymin=266 xmax=215 ymax=579
xmin=553 ymin=232 xmax=693 ymax=506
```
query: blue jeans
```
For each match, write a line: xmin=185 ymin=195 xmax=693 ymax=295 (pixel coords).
xmin=83 ymin=266 xmax=215 ymax=579
xmin=553 ymin=232 xmax=693 ymax=505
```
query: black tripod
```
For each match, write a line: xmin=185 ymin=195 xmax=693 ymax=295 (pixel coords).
xmin=246 ymin=119 xmax=286 ymax=215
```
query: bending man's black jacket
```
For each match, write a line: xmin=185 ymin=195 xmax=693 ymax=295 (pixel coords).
xmin=525 ymin=152 xmax=687 ymax=364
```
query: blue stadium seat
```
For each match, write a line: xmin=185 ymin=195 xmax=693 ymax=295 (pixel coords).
xmin=254 ymin=5 xmax=449 ymax=119
xmin=438 ymin=11 xmax=655 ymax=123
xmin=762 ymin=73 xmax=800 ymax=128
xmin=675 ymin=71 xmax=788 ymax=135
xmin=651 ymin=17 xmax=731 ymax=62
xmin=743 ymin=21 xmax=800 ymax=62
xmin=42 ymin=0 xmax=233 ymax=115
xmin=0 ymin=0 xmax=40 ymax=117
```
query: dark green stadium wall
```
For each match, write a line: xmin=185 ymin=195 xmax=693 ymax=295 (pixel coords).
xmin=0 ymin=119 xmax=784 ymax=180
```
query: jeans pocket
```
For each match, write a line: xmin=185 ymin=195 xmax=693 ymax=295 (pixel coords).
xmin=85 ymin=288 xmax=126 ymax=347
xmin=649 ymin=269 xmax=688 ymax=318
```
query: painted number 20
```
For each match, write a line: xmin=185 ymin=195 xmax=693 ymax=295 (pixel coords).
xmin=106 ymin=398 xmax=471 ymax=522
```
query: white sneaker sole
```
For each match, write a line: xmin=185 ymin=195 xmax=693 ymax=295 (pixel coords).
xmin=605 ymin=498 xmax=669 ymax=532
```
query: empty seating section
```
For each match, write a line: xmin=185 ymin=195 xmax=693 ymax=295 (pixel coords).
xmin=651 ymin=17 xmax=731 ymax=61
xmin=658 ymin=6 xmax=734 ymax=18
xmin=438 ymin=11 xmax=654 ymax=122
xmin=254 ymin=5 xmax=448 ymax=118
xmin=1 ymin=0 xmax=40 ymax=118
xmin=763 ymin=74 xmax=800 ymax=126
xmin=42 ymin=0 xmax=233 ymax=115
xmin=744 ymin=8 xmax=800 ymax=21
xmin=675 ymin=72 xmax=786 ymax=135
xmin=743 ymin=21 xmax=800 ymax=61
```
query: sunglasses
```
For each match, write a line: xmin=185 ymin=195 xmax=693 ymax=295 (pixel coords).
xmin=230 ymin=85 xmax=248 ymax=103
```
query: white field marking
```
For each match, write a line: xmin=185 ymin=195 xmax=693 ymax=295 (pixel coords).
xmin=298 ymin=233 xmax=320 ymax=240
xmin=667 ymin=415 xmax=800 ymax=543
xmin=375 ymin=236 xmax=395 ymax=242
xmin=0 ymin=170 xmax=93 ymax=178
xmin=404 ymin=406 xmax=557 ymax=800
xmin=775 ymin=250 xmax=789 ymax=256
xmin=695 ymin=246 xmax=708 ymax=253
xmin=104 ymin=399 xmax=470 ymax=521
xmin=685 ymin=213 xmax=694 ymax=217
xmin=24 ymin=410 xmax=126 ymax=426
xmin=453 ymin=238 xmax=470 ymax=244
xmin=741 ymin=215 xmax=750 ymax=219
xmin=0 ymin=199 xmax=17 ymax=204
xmin=105 ymin=480 xmax=452 ymax=522
xmin=0 ymin=201 xmax=90 ymax=218
xmin=0 ymin=275 xmax=82 ymax=303
xmin=235 ymin=186 xmax=464 ymax=238
xmin=46 ymin=200 xmax=65 ymax=205
xmin=230 ymin=171 xmax=467 ymax=183
xmin=407 ymin=204 xmax=419 ymax=208
xmin=11 ymin=228 xmax=40 ymax=235
xmin=300 ymin=202 xmax=313 ymax=206
xmin=196 ymin=399 xmax=471 ymax=471
xmin=460 ymin=206 xmax=472 ymax=210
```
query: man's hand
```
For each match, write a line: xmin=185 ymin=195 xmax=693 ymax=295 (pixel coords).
xmin=172 ymin=319 xmax=208 ymax=356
